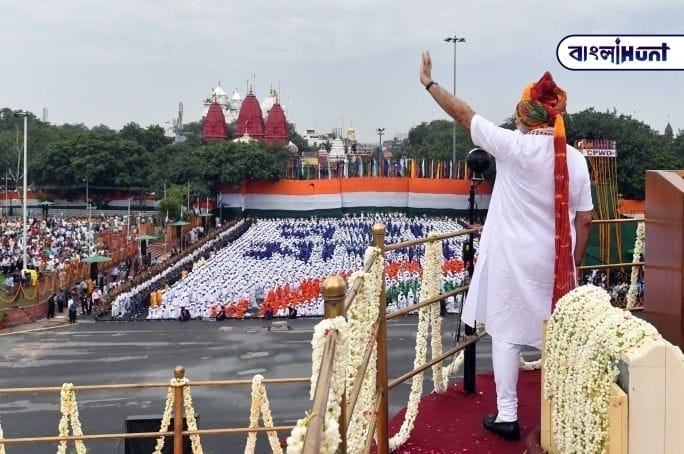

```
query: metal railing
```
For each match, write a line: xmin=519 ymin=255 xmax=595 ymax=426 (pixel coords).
xmin=300 ymin=223 xmax=480 ymax=453
xmin=0 ymin=366 xmax=309 ymax=453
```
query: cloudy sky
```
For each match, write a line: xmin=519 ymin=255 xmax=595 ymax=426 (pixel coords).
xmin=1 ymin=0 xmax=681 ymax=143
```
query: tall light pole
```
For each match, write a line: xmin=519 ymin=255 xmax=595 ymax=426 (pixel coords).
xmin=14 ymin=110 xmax=28 ymax=271
xmin=444 ymin=33 xmax=466 ymax=178
xmin=4 ymin=171 xmax=8 ymax=217
xmin=376 ymin=128 xmax=385 ymax=177
xmin=84 ymin=178 xmax=91 ymax=251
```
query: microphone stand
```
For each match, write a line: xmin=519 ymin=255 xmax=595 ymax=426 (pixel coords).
xmin=463 ymin=177 xmax=478 ymax=394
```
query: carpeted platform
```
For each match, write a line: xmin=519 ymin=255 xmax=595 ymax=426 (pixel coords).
xmin=385 ymin=369 xmax=541 ymax=453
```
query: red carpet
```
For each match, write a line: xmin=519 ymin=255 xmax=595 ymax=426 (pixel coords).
xmin=385 ymin=370 xmax=541 ymax=453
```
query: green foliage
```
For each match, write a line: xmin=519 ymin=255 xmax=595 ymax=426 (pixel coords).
xmin=407 ymin=120 xmax=474 ymax=161
xmin=158 ymin=185 xmax=187 ymax=220
xmin=287 ymin=122 xmax=311 ymax=153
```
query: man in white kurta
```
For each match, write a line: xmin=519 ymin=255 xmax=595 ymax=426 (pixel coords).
xmin=420 ymin=51 xmax=593 ymax=441
xmin=462 ymin=116 xmax=593 ymax=347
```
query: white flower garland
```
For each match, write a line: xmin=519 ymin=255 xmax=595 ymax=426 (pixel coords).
xmin=388 ymin=289 xmax=430 ymax=451
xmin=425 ymin=237 xmax=447 ymax=393
xmin=345 ymin=247 xmax=383 ymax=453
xmin=0 ymin=417 xmax=5 ymax=454
xmin=286 ymin=316 xmax=348 ymax=454
xmin=389 ymin=236 xmax=446 ymax=451
xmin=245 ymin=374 xmax=282 ymax=454
xmin=544 ymin=284 xmax=660 ymax=453
xmin=57 ymin=383 xmax=86 ymax=454
xmin=153 ymin=377 xmax=204 ymax=454
xmin=625 ymin=221 xmax=645 ymax=310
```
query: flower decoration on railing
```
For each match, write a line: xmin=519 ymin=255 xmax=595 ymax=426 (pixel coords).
xmin=0 ymin=417 xmax=6 ymax=454
xmin=543 ymin=284 xmax=659 ymax=453
xmin=286 ymin=316 xmax=348 ymax=454
xmin=625 ymin=221 xmax=645 ymax=310
xmin=345 ymin=247 xmax=383 ymax=453
xmin=245 ymin=374 xmax=282 ymax=454
xmin=390 ymin=235 xmax=444 ymax=450
xmin=57 ymin=383 xmax=86 ymax=454
xmin=154 ymin=377 xmax=203 ymax=454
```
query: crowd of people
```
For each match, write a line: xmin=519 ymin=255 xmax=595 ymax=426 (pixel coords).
xmin=133 ymin=214 xmax=471 ymax=321
xmin=0 ymin=215 xmax=138 ymax=277
xmin=107 ymin=220 xmax=252 ymax=319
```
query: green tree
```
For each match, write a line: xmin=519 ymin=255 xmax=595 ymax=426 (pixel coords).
xmin=407 ymin=120 xmax=474 ymax=161
xmin=288 ymin=122 xmax=310 ymax=153
xmin=158 ymin=184 xmax=189 ymax=221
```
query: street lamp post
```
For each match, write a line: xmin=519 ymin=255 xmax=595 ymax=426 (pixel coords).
xmin=14 ymin=110 xmax=28 ymax=272
xmin=4 ymin=171 xmax=8 ymax=217
xmin=376 ymin=128 xmax=385 ymax=177
xmin=84 ymin=178 xmax=91 ymax=251
xmin=444 ymin=33 xmax=466 ymax=178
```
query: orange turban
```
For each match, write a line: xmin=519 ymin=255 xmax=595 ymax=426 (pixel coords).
xmin=515 ymin=71 xmax=567 ymax=129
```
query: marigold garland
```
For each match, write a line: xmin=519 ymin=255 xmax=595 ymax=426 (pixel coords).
xmin=58 ymin=383 xmax=86 ymax=454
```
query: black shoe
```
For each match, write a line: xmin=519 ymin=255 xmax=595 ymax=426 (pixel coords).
xmin=483 ymin=414 xmax=520 ymax=441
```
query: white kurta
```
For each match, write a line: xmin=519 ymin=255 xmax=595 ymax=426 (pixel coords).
xmin=462 ymin=114 xmax=593 ymax=346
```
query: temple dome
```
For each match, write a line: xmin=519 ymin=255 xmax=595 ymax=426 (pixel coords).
xmin=235 ymin=91 xmax=265 ymax=140
xmin=264 ymin=102 xmax=288 ymax=146
xmin=202 ymin=102 xmax=228 ymax=141
xmin=211 ymin=86 xmax=229 ymax=104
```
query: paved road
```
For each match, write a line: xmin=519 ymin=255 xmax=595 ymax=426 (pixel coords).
xmin=0 ymin=315 xmax=500 ymax=454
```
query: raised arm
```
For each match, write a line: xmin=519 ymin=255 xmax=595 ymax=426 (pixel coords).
xmin=420 ymin=51 xmax=476 ymax=130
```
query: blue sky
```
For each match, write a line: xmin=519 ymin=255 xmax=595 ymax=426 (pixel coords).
xmin=1 ymin=0 xmax=681 ymax=143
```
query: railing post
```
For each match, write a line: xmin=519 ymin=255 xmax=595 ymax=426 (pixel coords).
xmin=173 ymin=365 xmax=185 ymax=454
xmin=321 ymin=275 xmax=347 ymax=453
xmin=372 ymin=223 xmax=389 ymax=454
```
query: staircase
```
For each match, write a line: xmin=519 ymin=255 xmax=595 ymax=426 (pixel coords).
xmin=147 ymin=243 xmax=170 ymax=262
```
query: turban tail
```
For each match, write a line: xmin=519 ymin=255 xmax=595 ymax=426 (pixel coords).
xmin=516 ymin=72 xmax=574 ymax=310
xmin=552 ymin=115 xmax=575 ymax=310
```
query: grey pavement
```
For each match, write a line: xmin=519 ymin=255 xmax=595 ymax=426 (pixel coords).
xmin=0 ymin=316 xmax=503 ymax=454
